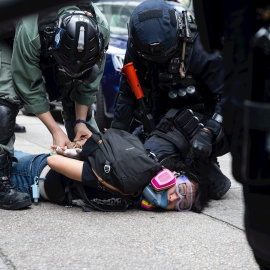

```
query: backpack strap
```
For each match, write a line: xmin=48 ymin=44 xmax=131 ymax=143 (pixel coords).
xmin=91 ymin=169 xmax=142 ymax=197
xmin=89 ymin=131 xmax=115 ymax=162
xmin=80 ymin=135 xmax=100 ymax=160
xmin=73 ymin=181 xmax=128 ymax=212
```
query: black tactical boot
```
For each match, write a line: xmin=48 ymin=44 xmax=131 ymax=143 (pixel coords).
xmin=0 ymin=153 xmax=32 ymax=210
xmin=15 ymin=123 xmax=26 ymax=133
xmin=197 ymin=159 xmax=231 ymax=200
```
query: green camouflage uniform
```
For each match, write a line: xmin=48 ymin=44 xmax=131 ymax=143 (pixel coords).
xmin=0 ymin=4 xmax=110 ymax=155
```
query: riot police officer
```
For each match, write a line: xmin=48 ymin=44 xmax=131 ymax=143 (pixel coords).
xmin=0 ymin=1 xmax=110 ymax=210
xmin=112 ymin=0 xmax=230 ymax=200
xmin=193 ymin=0 xmax=270 ymax=268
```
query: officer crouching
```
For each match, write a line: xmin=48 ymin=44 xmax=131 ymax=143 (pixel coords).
xmin=112 ymin=0 xmax=231 ymax=200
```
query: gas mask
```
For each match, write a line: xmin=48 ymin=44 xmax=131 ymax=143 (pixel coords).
xmin=141 ymin=168 xmax=194 ymax=211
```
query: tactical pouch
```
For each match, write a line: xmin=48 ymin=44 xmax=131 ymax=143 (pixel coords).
xmin=174 ymin=109 xmax=194 ymax=128
xmin=155 ymin=108 xmax=203 ymax=141
xmin=152 ymin=109 xmax=204 ymax=156
xmin=156 ymin=108 xmax=179 ymax=132
xmin=174 ymin=109 xmax=203 ymax=140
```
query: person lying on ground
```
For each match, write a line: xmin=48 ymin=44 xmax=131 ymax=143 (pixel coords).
xmin=11 ymin=130 xmax=211 ymax=212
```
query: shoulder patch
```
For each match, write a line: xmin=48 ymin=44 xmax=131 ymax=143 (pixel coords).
xmin=54 ymin=28 xmax=63 ymax=49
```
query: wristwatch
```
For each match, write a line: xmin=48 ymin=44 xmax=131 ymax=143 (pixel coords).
xmin=211 ymin=113 xmax=223 ymax=124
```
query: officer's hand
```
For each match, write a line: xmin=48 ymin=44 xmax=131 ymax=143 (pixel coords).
xmin=74 ymin=138 xmax=87 ymax=148
xmin=52 ymin=131 xmax=73 ymax=149
xmin=187 ymin=128 xmax=213 ymax=160
xmin=74 ymin=123 xmax=93 ymax=143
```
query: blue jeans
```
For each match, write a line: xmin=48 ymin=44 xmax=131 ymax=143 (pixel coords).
xmin=11 ymin=151 xmax=49 ymax=197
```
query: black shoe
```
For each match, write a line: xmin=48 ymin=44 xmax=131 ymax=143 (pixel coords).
xmin=197 ymin=160 xmax=231 ymax=200
xmin=0 ymin=177 xmax=32 ymax=210
xmin=15 ymin=123 xmax=26 ymax=133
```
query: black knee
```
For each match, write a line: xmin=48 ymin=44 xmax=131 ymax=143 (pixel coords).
xmin=0 ymin=100 xmax=19 ymax=145
xmin=0 ymin=152 xmax=12 ymax=177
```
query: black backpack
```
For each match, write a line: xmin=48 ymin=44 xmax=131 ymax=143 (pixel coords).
xmin=81 ymin=128 xmax=163 ymax=197
xmin=44 ymin=129 xmax=162 ymax=212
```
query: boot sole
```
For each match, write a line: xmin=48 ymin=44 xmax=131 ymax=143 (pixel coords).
xmin=0 ymin=198 xmax=32 ymax=210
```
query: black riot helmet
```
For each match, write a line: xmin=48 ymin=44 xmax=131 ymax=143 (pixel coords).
xmin=52 ymin=10 xmax=105 ymax=79
xmin=128 ymin=0 xmax=182 ymax=63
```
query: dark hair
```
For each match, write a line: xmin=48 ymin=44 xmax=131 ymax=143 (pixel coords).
xmin=159 ymin=154 xmax=211 ymax=213
xmin=183 ymin=167 xmax=211 ymax=213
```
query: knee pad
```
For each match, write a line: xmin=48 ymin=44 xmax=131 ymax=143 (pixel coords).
xmin=0 ymin=101 xmax=18 ymax=145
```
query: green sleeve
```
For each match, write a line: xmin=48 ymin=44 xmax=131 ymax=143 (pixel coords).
xmin=12 ymin=5 xmax=110 ymax=110
xmin=11 ymin=15 xmax=50 ymax=114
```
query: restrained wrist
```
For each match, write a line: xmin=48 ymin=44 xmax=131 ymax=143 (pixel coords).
xmin=74 ymin=119 xmax=91 ymax=128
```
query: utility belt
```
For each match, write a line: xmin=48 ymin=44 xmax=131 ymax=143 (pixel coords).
xmin=151 ymin=108 xmax=204 ymax=154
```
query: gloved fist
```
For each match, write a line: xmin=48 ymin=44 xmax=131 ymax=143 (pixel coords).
xmin=187 ymin=128 xmax=213 ymax=161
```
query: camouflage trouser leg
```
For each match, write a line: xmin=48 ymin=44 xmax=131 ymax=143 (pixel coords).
xmin=0 ymin=41 xmax=21 ymax=156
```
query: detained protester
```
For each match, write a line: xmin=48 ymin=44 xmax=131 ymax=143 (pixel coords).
xmin=111 ymin=0 xmax=230 ymax=200
xmin=0 ymin=1 xmax=110 ymax=210
xmin=11 ymin=129 xmax=211 ymax=213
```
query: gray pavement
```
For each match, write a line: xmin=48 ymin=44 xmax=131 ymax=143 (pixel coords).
xmin=0 ymin=112 xmax=259 ymax=270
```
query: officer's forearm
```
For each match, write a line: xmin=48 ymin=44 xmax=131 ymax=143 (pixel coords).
xmin=75 ymin=102 xmax=89 ymax=121
xmin=36 ymin=111 xmax=62 ymax=136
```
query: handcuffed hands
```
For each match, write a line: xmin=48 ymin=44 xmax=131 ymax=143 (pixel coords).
xmin=51 ymin=142 xmax=82 ymax=159
xmin=55 ymin=146 xmax=82 ymax=158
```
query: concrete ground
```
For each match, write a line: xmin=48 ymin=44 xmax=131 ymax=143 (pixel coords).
xmin=0 ymin=111 xmax=259 ymax=270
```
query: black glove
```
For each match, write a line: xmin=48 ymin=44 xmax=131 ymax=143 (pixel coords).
xmin=186 ymin=128 xmax=213 ymax=166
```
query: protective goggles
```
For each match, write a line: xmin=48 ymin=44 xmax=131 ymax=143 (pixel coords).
xmin=174 ymin=175 xmax=193 ymax=212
